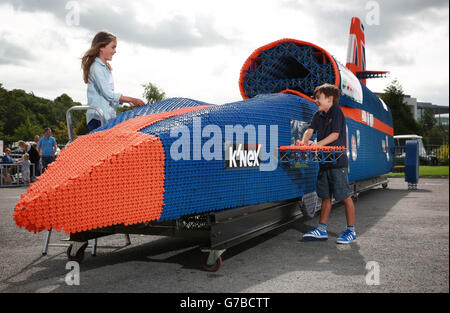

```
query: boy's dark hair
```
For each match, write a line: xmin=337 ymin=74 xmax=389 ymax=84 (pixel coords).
xmin=313 ymin=83 xmax=340 ymax=106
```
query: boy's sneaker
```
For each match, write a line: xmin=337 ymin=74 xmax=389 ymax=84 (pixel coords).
xmin=336 ymin=229 xmax=357 ymax=244
xmin=303 ymin=227 xmax=328 ymax=241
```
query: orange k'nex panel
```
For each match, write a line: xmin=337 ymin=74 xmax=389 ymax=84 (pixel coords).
xmin=13 ymin=106 xmax=212 ymax=234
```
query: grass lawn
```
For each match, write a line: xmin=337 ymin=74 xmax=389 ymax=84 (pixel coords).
xmin=388 ymin=166 xmax=449 ymax=178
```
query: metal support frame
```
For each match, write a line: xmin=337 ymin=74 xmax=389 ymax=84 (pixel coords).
xmin=349 ymin=175 xmax=389 ymax=195
xmin=58 ymin=174 xmax=388 ymax=269
xmin=279 ymin=149 xmax=346 ymax=166
xmin=407 ymin=182 xmax=418 ymax=190
xmin=64 ymin=199 xmax=303 ymax=265
xmin=41 ymin=228 xmax=131 ymax=256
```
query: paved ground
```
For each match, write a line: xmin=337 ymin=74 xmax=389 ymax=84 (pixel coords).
xmin=0 ymin=178 xmax=448 ymax=293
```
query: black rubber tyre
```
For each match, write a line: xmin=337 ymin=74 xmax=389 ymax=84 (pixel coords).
xmin=66 ymin=242 xmax=88 ymax=263
xmin=201 ymin=252 xmax=222 ymax=272
xmin=300 ymin=192 xmax=318 ymax=219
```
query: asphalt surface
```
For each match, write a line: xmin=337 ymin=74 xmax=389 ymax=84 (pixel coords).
xmin=0 ymin=178 xmax=448 ymax=293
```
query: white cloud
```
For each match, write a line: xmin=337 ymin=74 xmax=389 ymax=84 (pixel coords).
xmin=0 ymin=0 xmax=448 ymax=108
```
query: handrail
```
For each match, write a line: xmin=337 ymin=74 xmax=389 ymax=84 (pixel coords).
xmin=66 ymin=106 xmax=105 ymax=143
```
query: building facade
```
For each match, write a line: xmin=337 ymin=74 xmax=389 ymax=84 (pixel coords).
xmin=376 ymin=92 xmax=449 ymax=126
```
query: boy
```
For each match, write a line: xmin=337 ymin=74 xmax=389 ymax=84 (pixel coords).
xmin=1 ymin=148 xmax=13 ymax=164
xmin=1 ymin=148 xmax=13 ymax=185
xmin=296 ymin=83 xmax=356 ymax=244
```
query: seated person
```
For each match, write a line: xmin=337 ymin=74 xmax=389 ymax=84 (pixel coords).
xmin=1 ymin=148 xmax=13 ymax=164
xmin=1 ymin=148 xmax=14 ymax=185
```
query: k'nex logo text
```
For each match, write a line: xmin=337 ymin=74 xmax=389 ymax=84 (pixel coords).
xmin=226 ymin=144 xmax=262 ymax=169
xmin=169 ymin=117 xmax=279 ymax=172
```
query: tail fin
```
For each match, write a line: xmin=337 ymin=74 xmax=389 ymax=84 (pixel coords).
xmin=346 ymin=17 xmax=388 ymax=85
xmin=346 ymin=17 xmax=366 ymax=79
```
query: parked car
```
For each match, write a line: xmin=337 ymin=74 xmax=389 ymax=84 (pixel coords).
xmin=393 ymin=135 xmax=438 ymax=165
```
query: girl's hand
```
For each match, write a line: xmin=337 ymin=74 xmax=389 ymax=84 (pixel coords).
xmin=120 ymin=96 xmax=146 ymax=107
xmin=131 ymin=98 xmax=146 ymax=107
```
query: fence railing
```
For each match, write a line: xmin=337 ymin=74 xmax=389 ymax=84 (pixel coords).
xmin=425 ymin=145 xmax=449 ymax=165
xmin=0 ymin=163 xmax=39 ymax=187
xmin=392 ymin=145 xmax=448 ymax=166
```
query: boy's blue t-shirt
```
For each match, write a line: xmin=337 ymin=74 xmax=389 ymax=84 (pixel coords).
xmin=1 ymin=155 xmax=13 ymax=164
xmin=38 ymin=136 xmax=57 ymax=157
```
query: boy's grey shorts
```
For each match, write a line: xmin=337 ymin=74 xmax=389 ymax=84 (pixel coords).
xmin=316 ymin=167 xmax=351 ymax=202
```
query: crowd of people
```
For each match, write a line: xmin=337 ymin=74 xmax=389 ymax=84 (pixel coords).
xmin=0 ymin=127 xmax=57 ymax=186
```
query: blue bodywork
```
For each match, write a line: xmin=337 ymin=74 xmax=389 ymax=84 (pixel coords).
xmin=93 ymin=94 xmax=319 ymax=221
xmin=89 ymin=37 xmax=395 ymax=222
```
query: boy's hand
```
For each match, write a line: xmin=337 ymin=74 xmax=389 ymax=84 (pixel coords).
xmin=295 ymin=140 xmax=315 ymax=146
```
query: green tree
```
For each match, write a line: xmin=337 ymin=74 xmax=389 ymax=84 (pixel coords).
xmin=74 ymin=115 xmax=90 ymax=138
xmin=437 ymin=143 xmax=449 ymax=165
xmin=14 ymin=116 xmax=42 ymax=141
xmin=424 ymin=125 xmax=449 ymax=146
xmin=0 ymin=85 xmax=6 ymax=139
xmin=419 ymin=107 xmax=449 ymax=149
xmin=117 ymin=82 xmax=167 ymax=115
xmin=420 ymin=108 xmax=436 ymax=134
xmin=380 ymin=80 xmax=421 ymax=135
xmin=52 ymin=94 xmax=74 ymax=122
xmin=53 ymin=120 xmax=69 ymax=144
xmin=0 ymin=119 xmax=6 ymax=139
xmin=142 ymin=82 xmax=166 ymax=104
xmin=0 ymin=85 xmax=86 ymax=145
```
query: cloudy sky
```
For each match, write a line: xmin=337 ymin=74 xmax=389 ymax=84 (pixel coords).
xmin=0 ymin=0 xmax=448 ymax=108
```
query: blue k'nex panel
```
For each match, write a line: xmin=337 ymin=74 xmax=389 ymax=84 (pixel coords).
xmin=96 ymin=94 xmax=319 ymax=221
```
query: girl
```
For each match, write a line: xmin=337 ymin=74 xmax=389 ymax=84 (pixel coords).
xmin=82 ymin=31 xmax=146 ymax=131
xmin=17 ymin=153 xmax=31 ymax=185
xmin=18 ymin=140 xmax=40 ymax=178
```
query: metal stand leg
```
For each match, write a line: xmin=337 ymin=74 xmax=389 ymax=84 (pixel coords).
xmin=124 ymin=234 xmax=131 ymax=245
xmin=90 ymin=235 xmax=129 ymax=256
xmin=42 ymin=230 xmax=131 ymax=257
xmin=91 ymin=238 xmax=98 ymax=256
xmin=91 ymin=234 xmax=131 ymax=256
xmin=42 ymin=228 xmax=52 ymax=255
